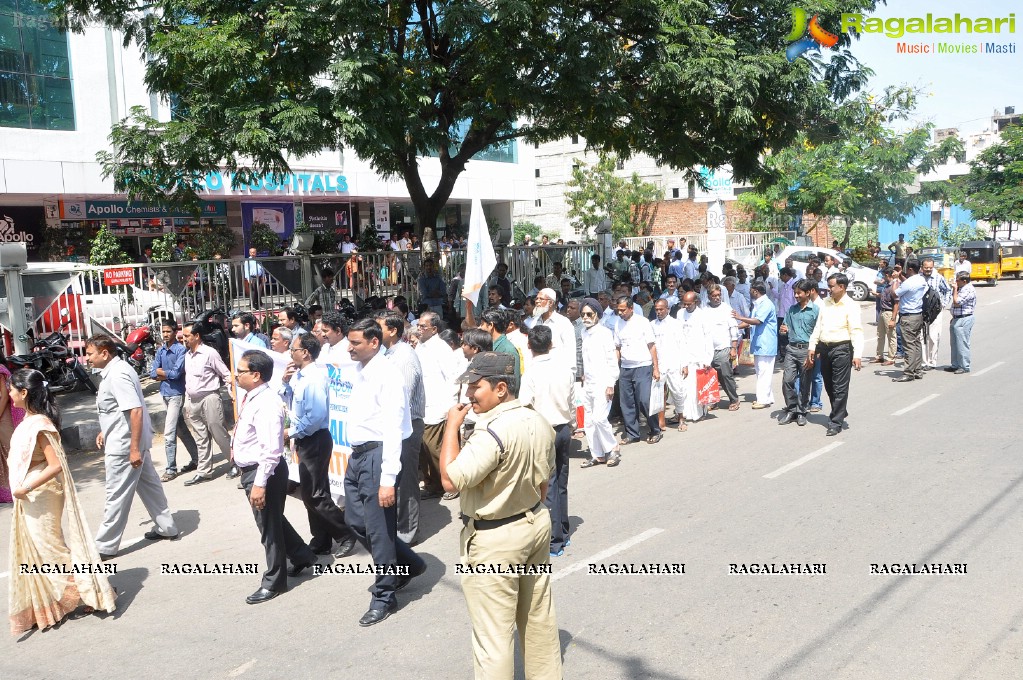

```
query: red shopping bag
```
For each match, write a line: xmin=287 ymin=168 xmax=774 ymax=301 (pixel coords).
xmin=696 ymin=367 xmax=720 ymax=405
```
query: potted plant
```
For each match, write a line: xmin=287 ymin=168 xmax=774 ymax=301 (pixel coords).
xmin=248 ymin=220 xmax=284 ymax=256
xmin=291 ymin=221 xmax=315 ymax=252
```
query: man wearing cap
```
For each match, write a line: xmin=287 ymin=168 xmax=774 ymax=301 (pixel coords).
xmin=534 ymin=287 xmax=578 ymax=378
xmin=579 ymin=298 xmax=620 ymax=467
xmin=440 ymin=352 xmax=561 ymax=680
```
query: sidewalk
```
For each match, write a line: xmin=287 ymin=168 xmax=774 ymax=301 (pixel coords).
xmin=56 ymin=377 xmax=234 ymax=452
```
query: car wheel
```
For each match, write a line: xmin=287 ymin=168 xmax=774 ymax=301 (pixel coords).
xmin=849 ymin=282 xmax=869 ymax=302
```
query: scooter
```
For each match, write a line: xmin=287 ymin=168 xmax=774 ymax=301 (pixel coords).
xmin=5 ymin=308 xmax=97 ymax=395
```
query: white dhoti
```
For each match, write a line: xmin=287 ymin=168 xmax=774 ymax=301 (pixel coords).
xmin=754 ymin=355 xmax=776 ymax=405
xmin=662 ymin=368 xmax=685 ymax=415
xmin=582 ymin=382 xmax=617 ymax=460
xmin=679 ymin=365 xmax=707 ymax=422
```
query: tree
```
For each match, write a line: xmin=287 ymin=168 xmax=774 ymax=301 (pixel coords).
xmin=150 ymin=231 xmax=177 ymax=262
xmin=88 ymin=225 xmax=132 ymax=265
xmin=566 ymin=154 xmax=663 ymax=240
xmin=738 ymin=86 xmax=964 ymax=249
xmin=953 ymin=124 xmax=1023 ymax=238
xmin=939 ymin=220 xmax=988 ymax=248
xmin=52 ymin=0 xmax=877 ymax=235
xmin=513 ymin=221 xmax=556 ymax=245
xmin=908 ymin=225 xmax=937 ymax=250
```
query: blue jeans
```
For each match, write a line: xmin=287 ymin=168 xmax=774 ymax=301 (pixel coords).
xmin=795 ymin=355 xmax=824 ymax=409
xmin=163 ymin=394 xmax=198 ymax=473
xmin=950 ymin=315 xmax=975 ymax=371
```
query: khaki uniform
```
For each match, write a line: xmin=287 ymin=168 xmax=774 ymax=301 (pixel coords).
xmin=447 ymin=400 xmax=562 ymax=680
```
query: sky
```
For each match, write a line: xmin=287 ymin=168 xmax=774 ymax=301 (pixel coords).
xmin=831 ymin=0 xmax=1022 ymax=134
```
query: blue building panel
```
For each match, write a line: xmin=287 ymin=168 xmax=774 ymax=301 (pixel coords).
xmin=878 ymin=204 xmax=975 ymax=246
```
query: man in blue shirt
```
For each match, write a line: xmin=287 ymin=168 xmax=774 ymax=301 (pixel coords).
xmin=778 ymin=280 xmax=820 ymax=426
xmin=231 ymin=312 xmax=269 ymax=349
xmin=733 ymin=282 xmax=778 ymax=408
xmin=243 ymin=246 xmax=265 ymax=308
xmin=893 ymin=260 xmax=928 ymax=382
xmin=151 ymin=319 xmax=199 ymax=481
xmin=280 ymin=332 xmax=356 ymax=560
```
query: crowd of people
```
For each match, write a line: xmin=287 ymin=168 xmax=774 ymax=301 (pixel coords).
xmin=2 ymin=234 xmax=981 ymax=678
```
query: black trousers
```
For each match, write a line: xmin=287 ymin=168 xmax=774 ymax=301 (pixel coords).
xmin=545 ymin=423 xmax=571 ymax=552
xmin=711 ymin=347 xmax=739 ymax=404
xmin=296 ymin=429 xmax=353 ymax=552
xmin=344 ymin=444 xmax=425 ymax=609
xmin=241 ymin=459 xmax=316 ymax=592
xmin=397 ymin=419 xmax=424 ymax=545
xmin=781 ymin=345 xmax=812 ymax=415
xmin=819 ymin=341 xmax=853 ymax=427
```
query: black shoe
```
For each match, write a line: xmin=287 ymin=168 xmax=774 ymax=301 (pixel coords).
xmin=144 ymin=529 xmax=180 ymax=541
xmin=944 ymin=366 xmax=958 ymax=372
xmin=333 ymin=536 xmax=357 ymax=559
xmin=245 ymin=587 xmax=280 ymax=605
xmin=796 ymin=414 xmax=807 ymax=427
xmin=826 ymin=425 xmax=841 ymax=436
xmin=359 ymin=602 xmax=397 ymax=627
xmin=99 ymin=553 xmax=116 ymax=562
xmin=227 ymin=466 xmax=240 ymax=479
xmin=954 ymin=368 xmax=967 ymax=375
xmin=183 ymin=474 xmax=212 ymax=486
xmin=179 ymin=462 xmax=198 ymax=474
xmin=396 ymin=563 xmax=427 ymax=591
xmin=778 ymin=412 xmax=796 ymax=425
xmin=310 ymin=545 xmax=333 ymax=556
xmin=892 ymin=376 xmax=916 ymax=383
xmin=288 ymin=561 xmax=316 ymax=577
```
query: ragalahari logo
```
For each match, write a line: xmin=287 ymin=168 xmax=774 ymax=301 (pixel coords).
xmin=786 ymin=8 xmax=840 ymax=61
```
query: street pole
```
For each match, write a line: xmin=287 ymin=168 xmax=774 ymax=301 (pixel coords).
xmin=0 ymin=243 xmax=31 ymax=355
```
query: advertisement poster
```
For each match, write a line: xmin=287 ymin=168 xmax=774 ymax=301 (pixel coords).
xmin=305 ymin=202 xmax=354 ymax=235
xmin=373 ymin=200 xmax=390 ymax=238
xmin=241 ymin=202 xmax=295 ymax=253
xmin=0 ymin=205 xmax=46 ymax=258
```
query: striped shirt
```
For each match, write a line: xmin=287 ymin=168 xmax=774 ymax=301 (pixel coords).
xmin=383 ymin=341 xmax=426 ymax=435
xmin=951 ymin=283 xmax=976 ymax=317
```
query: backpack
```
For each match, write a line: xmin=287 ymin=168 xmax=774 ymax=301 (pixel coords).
xmin=922 ymin=285 xmax=942 ymax=325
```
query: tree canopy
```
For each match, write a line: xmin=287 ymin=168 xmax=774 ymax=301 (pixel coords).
xmin=953 ymin=124 xmax=1023 ymax=239
xmin=51 ymin=0 xmax=878 ymax=230
xmin=565 ymin=153 xmax=662 ymax=240
xmin=738 ymin=85 xmax=964 ymax=248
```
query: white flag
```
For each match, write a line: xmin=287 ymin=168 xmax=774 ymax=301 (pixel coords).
xmin=461 ymin=197 xmax=497 ymax=308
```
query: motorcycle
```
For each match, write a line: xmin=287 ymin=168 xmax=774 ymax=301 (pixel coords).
xmin=120 ymin=318 xmax=160 ymax=377
xmin=5 ymin=308 xmax=97 ymax=395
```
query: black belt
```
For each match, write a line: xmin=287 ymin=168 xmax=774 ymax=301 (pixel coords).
xmin=293 ymin=428 xmax=329 ymax=442
xmin=952 ymin=314 xmax=973 ymax=318
xmin=901 ymin=312 xmax=922 ymax=316
xmin=350 ymin=441 xmax=381 ymax=454
xmin=789 ymin=342 xmax=809 ymax=348
xmin=819 ymin=341 xmax=852 ymax=348
xmin=462 ymin=503 xmax=544 ymax=531
xmin=237 ymin=463 xmax=259 ymax=472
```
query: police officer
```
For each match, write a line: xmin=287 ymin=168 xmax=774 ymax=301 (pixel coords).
xmin=440 ymin=352 xmax=562 ymax=680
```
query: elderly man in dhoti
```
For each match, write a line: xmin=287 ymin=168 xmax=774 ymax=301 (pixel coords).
xmin=676 ymin=292 xmax=714 ymax=431
xmin=578 ymin=298 xmax=622 ymax=468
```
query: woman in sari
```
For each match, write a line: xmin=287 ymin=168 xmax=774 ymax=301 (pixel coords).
xmin=0 ymin=364 xmax=25 ymax=504
xmin=7 ymin=368 xmax=117 ymax=635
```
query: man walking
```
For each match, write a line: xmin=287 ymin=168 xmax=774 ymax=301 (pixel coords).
xmin=947 ymin=270 xmax=976 ymax=374
xmin=733 ymin=282 xmax=778 ymax=409
xmin=415 ymin=311 xmax=459 ymax=503
xmin=86 ymin=336 xmax=179 ymax=559
xmin=182 ymin=321 xmax=233 ymax=485
xmin=440 ymin=352 xmax=562 ymax=680
xmin=921 ymin=256 xmax=952 ymax=371
xmin=534 ymin=288 xmax=577 ymax=376
xmin=677 ymin=292 xmax=714 ymax=429
xmin=613 ymin=295 xmax=662 ymax=444
xmin=281 ymin=332 xmax=357 ymax=559
xmin=893 ymin=260 xmax=928 ymax=382
xmin=151 ymin=319 xmax=199 ymax=481
xmin=579 ymin=299 xmax=620 ymax=468
xmin=305 ymin=268 xmax=339 ymax=312
xmin=778 ymin=280 xmax=819 ymax=426
xmin=703 ymin=283 xmax=741 ymax=412
xmin=233 ymin=350 xmax=319 ymax=604
xmin=807 ymin=274 xmax=864 ymax=436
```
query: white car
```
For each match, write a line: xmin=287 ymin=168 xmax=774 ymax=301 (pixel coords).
xmin=775 ymin=246 xmax=879 ymax=302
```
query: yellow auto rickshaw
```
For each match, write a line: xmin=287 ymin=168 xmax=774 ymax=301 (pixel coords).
xmin=917 ymin=246 xmax=956 ymax=282
xmin=999 ymin=240 xmax=1023 ymax=278
xmin=961 ymin=240 xmax=1002 ymax=286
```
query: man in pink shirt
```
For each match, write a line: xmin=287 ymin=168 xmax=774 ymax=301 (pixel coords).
xmin=182 ymin=322 xmax=233 ymax=486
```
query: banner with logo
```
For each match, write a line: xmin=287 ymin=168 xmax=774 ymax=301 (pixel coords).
xmin=304 ymin=202 xmax=354 ymax=235
xmin=0 ymin=206 xmax=46 ymax=257
xmin=58 ymin=200 xmax=227 ymax=220
xmin=241 ymin=202 xmax=295 ymax=254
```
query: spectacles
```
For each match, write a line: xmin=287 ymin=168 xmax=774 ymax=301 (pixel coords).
xmin=581 ymin=312 xmax=597 ymax=318
xmin=289 ymin=347 xmax=306 ymax=353
xmin=236 ymin=369 xmax=255 ymax=376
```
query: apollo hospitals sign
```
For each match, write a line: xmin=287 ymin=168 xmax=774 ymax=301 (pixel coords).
xmin=198 ymin=171 xmax=350 ymax=196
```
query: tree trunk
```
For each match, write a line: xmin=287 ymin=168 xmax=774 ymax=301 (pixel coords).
xmin=840 ymin=217 xmax=853 ymax=250
xmin=401 ymin=152 xmax=467 ymax=239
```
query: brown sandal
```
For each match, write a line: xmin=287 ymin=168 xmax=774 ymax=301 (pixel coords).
xmin=580 ymin=458 xmax=606 ymax=468
xmin=677 ymin=422 xmax=688 ymax=432
xmin=728 ymin=402 xmax=740 ymax=411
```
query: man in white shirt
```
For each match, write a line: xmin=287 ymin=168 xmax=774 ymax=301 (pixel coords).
xmin=702 ymin=282 xmax=741 ymax=411
xmin=954 ymin=250 xmax=971 ymax=275
xmin=340 ymin=318 xmax=426 ymax=626
xmin=340 ymin=234 xmax=357 ymax=254
xmin=682 ymin=247 xmax=700 ymax=281
xmin=584 ymin=253 xmax=608 ymax=295
xmin=520 ymin=325 xmax=575 ymax=557
xmin=677 ymin=292 xmax=714 ymax=428
xmin=921 ymin=256 xmax=952 ymax=370
xmin=415 ymin=311 xmax=460 ymax=502
xmin=651 ymin=299 xmax=684 ymax=429
xmin=612 ymin=296 xmax=662 ymax=445
xmin=315 ymin=312 xmax=352 ymax=365
xmin=723 ymin=276 xmax=750 ymax=319
xmin=533 ymin=288 xmax=578 ymax=378
xmin=578 ymin=299 xmax=620 ymax=467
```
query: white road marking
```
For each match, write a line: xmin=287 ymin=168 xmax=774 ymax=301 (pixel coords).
xmin=763 ymin=442 xmax=844 ymax=479
xmin=892 ymin=394 xmax=940 ymax=416
xmin=971 ymin=361 xmax=1005 ymax=378
xmin=988 ymin=300 xmax=1002 ymax=305
xmin=552 ymin=528 xmax=664 ymax=582
xmin=1014 ymin=293 xmax=1023 ymax=297
xmin=228 ymin=661 xmax=258 ymax=677
xmin=0 ymin=534 xmax=146 ymax=580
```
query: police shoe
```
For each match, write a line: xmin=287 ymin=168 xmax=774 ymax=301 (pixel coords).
xmin=246 ymin=588 xmax=280 ymax=605
xmin=778 ymin=412 xmax=796 ymax=425
xmin=358 ymin=601 xmax=397 ymax=627
xmin=796 ymin=414 xmax=807 ymax=427
xmin=183 ymin=474 xmax=212 ymax=486
xmin=825 ymin=425 xmax=841 ymax=436
xmin=334 ymin=536 xmax=357 ymax=559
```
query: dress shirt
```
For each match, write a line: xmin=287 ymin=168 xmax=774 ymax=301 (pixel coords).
xmin=97 ymin=356 xmax=153 ymax=453
xmin=613 ymin=314 xmax=655 ymax=368
xmin=668 ymin=260 xmax=686 ymax=281
xmin=923 ymin=273 xmax=952 ymax=307
xmin=682 ymin=259 xmax=699 ymax=280
xmin=519 ymin=354 xmax=575 ymax=426
xmin=728 ymin=290 xmax=750 ymax=318
xmin=415 ymin=335 xmax=457 ymax=425
xmin=537 ymin=311 xmax=578 ymax=376
xmin=243 ymin=258 xmax=264 ymax=278
xmin=749 ymin=296 xmax=778 ymax=356
xmin=951 ymin=283 xmax=977 ymax=317
xmin=601 ymin=307 xmax=618 ymax=331
xmin=418 ymin=274 xmax=448 ymax=308
xmin=659 ymin=290 xmax=680 ymax=308
xmin=777 ymin=279 xmax=797 ymax=315
xmin=701 ymin=302 xmax=739 ymax=350
xmin=340 ymin=241 xmax=357 ymax=254
xmin=954 ymin=259 xmax=971 ymax=275
xmin=807 ymin=294 xmax=864 ymax=359
xmin=734 ymin=282 xmax=751 ymax=307
xmin=151 ymin=342 xmax=187 ymax=397
xmin=783 ymin=303 xmax=821 ymax=344
xmin=343 ymin=351 xmax=406 ymax=487
xmin=184 ymin=343 xmax=230 ymax=397
xmin=894 ymin=274 xmax=927 ymax=313
xmin=581 ymin=324 xmax=618 ymax=389
xmin=279 ymin=362 xmax=329 ymax=439
xmin=232 ymin=385 xmax=285 ymax=487
xmin=385 ymin=341 xmax=426 ymax=436
xmin=679 ymin=308 xmax=714 ymax=366
xmin=242 ymin=332 xmax=268 ymax=350
xmin=878 ymin=283 xmax=897 ymax=312
xmin=584 ymin=268 xmax=608 ymax=295
xmin=651 ymin=315 xmax=683 ymax=370
xmin=316 ymin=338 xmax=353 ymax=365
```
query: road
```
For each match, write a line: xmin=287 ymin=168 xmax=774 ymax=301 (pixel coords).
xmin=2 ymin=284 xmax=1021 ymax=679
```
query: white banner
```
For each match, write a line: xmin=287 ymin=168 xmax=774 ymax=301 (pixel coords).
xmin=462 ymin=197 xmax=497 ymax=308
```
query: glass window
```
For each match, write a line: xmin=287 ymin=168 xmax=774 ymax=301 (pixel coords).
xmin=0 ymin=0 xmax=74 ymax=130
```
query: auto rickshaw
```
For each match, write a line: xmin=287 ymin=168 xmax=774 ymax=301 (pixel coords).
xmin=999 ymin=240 xmax=1023 ymax=278
xmin=917 ymin=246 xmax=956 ymax=282
xmin=960 ymin=240 xmax=1002 ymax=286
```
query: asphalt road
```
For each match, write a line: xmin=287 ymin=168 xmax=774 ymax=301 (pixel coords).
xmin=2 ymin=284 xmax=1021 ymax=679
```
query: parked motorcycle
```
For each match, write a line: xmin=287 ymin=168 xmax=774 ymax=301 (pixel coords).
xmin=120 ymin=318 xmax=161 ymax=377
xmin=5 ymin=309 xmax=97 ymax=395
